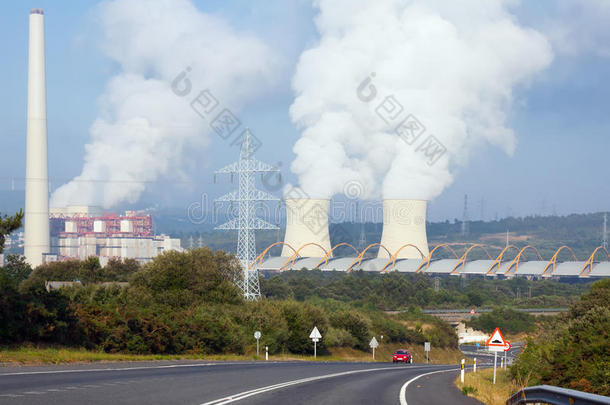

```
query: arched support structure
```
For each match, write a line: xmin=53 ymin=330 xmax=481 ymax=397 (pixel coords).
xmin=315 ymin=242 xmax=359 ymax=269
xmin=542 ymin=246 xmax=578 ymax=276
xmin=451 ymin=244 xmax=493 ymax=274
xmin=580 ymin=246 xmax=610 ymax=277
xmin=381 ymin=244 xmax=426 ymax=272
xmin=251 ymin=242 xmax=296 ymax=269
xmin=504 ymin=246 xmax=543 ymax=275
xmin=416 ymin=244 xmax=459 ymax=273
xmin=487 ymin=245 xmax=520 ymax=275
xmin=280 ymin=242 xmax=330 ymax=271
xmin=347 ymin=243 xmax=392 ymax=273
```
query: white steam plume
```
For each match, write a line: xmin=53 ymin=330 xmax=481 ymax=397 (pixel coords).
xmin=289 ymin=0 xmax=553 ymax=200
xmin=51 ymin=0 xmax=277 ymax=208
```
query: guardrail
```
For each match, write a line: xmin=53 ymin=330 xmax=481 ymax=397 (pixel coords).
xmin=506 ymin=385 xmax=610 ymax=405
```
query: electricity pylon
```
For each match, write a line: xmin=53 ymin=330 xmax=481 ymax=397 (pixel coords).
xmin=214 ymin=129 xmax=279 ymax=300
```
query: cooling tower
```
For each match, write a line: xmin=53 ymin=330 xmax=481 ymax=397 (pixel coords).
xmin=378 ymin=199 xmax=429 ymax=259
xmin=281 ymin=199 xmax=331 ymax=257
xmin=24 ymin=9 xmax=50 ymax=267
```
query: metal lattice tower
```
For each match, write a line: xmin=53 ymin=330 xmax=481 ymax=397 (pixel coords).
xmin=461 ymin=194 xmax=469 ymax=237
xmin=214 ymin=129 xmax=279 ymax=300
xmin=603 ymin=213 xmax=608 ymax=250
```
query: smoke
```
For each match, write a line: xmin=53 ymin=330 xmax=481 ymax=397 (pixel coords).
xmin=51 ymin=0 xmax=278 ymax=208
xmin=289 ymin=0 xmax=553 ymax=200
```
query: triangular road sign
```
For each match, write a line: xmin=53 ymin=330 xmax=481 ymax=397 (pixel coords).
xmin=369 ymin=337 xmax=379 ymax=348
xmin=309 ymin=326 xmax=322 ymax=340
xmin=486 ymin=327 xmax=507 ymax=347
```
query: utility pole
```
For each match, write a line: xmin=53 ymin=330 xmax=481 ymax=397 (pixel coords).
xmin=506 ymin=229 xmax=509 ymax=247
xmin=214 ymin=129 xmax=280 ymax=301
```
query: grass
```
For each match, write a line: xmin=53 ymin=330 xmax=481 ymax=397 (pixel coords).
xmin=0 ymin=344 xmax=467 ymax=366
xmin=455 ymin=368 xmax=521 ymax=405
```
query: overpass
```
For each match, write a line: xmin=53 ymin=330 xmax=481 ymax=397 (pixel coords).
xmin=420 ymin=308 xmax=568 ymax=324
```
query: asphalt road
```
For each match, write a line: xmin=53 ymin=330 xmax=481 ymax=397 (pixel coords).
xmin=0 ymin=360 xmax=484 ymax=405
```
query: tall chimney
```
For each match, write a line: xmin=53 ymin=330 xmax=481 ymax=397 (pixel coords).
xmin=24 ymin=9 xmax=50 ymax=267
xmin=282 ymin=199 xmax=331 ymax=257
xmin=378 ymin=199 xmax=429 ymax=259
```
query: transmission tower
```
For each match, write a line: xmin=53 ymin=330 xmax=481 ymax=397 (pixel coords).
xmin=603 ymin=213 xmax=608 ymax=250
xmin=214 ymin=129 xmax=279 ymax=301
xmin=461 ymin=194 xmax=469 ymax=237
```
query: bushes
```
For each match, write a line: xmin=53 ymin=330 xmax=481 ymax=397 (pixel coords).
xmin=2 ymin=249 xmax=460 ymax=356
xmin=466 ymin=307 xmax=536 ymax=334
xmin=511 ymin=279 xmax=610 ymax=396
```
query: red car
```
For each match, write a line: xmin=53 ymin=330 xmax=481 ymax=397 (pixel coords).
xmin=392 ymin=349 xmax=412 ymax=363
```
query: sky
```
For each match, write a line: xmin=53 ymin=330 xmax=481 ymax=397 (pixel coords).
xmin=0 ymin=0 xmax=608 ymax=222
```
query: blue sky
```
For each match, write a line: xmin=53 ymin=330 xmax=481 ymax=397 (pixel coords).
xmin=0 ymin=0 xmax=608 ymax=221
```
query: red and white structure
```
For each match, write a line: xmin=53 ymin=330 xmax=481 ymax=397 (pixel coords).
xmin=49 ymin=206 xmax=182 ymax=265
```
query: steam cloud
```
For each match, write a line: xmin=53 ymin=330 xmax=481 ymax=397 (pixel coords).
xmin=51 ymin=0 xmax=277 ymax=208
xmin=289 ymin=0 xmax=553 ymax=200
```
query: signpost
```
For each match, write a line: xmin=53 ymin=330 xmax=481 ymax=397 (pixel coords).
xmin=424 ymin=341 xmax=431 ymax=364
xmin=369 ymin=337 xmax=379 ymax=360
xmin=486 ymin=327 xmax=508 ymax=384
xmin=309 ymin=326 xmax=322 ymax=359
xmin=503 ymin=341 xmax=511 ymax=370
xmin=254 ymin=331 xmax=261 ymax=357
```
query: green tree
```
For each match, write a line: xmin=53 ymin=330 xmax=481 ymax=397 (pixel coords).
xmin=0 ymin=209 xmax=23 ymax=253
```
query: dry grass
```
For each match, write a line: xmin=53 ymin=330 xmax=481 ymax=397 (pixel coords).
xmin=455 ymin=368 xmax=521 ymax=405
xmin=0 ymin=344 xmax=467 ymax=366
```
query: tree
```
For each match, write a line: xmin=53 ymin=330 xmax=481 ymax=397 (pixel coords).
xmin=0 ymin=209 xmax=24 ymax=254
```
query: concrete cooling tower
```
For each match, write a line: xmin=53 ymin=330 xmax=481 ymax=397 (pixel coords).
xmin=281 ymin=199 xmax=331 ymax=257
xmin=378 ymin=199 xmax=429 ymax=259
xmin=24 ymin=9 xmax=50 ymax=267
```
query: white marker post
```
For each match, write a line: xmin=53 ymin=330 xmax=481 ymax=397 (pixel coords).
xmin=254 ymin=331 xmax=261 ymax=357
xmin=369 ymin=337 xmax=379 ymax=360
xmin=473 ymin=357 xmax=477 ymax=373
xmin=424 ymin=342 xmax=431 ymax=364
xmin=265 ymin=346 xmax=268 ymax=361
xmin=309 ymin=327 xmax=322 ymax=360
xmin=460 ymin=359 xmax=465 ymax=383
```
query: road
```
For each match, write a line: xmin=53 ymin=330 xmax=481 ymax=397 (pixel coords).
xmin=0 ymin=360 xmax=484 ymax=405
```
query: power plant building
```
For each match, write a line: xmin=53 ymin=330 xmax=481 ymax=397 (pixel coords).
xmin=49 ymin=206 xmax=182 ymax=265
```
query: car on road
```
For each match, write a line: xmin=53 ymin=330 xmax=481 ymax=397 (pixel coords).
xmin=392 ymin=349 xmax=411 ymax=363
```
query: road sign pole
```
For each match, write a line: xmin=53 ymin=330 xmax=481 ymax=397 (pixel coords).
xmin=257 ymin=340 xmax=260 ymax=357
xmin=493 ymin=352 xmax=497 ymax=384
xmin=504 ymin=348 xmax=507 ymax=369
xmin=460 ymin=359 xmax=465 ymax=384
xmin=372 ymin=346 xmax=375 ymax=360
xmin=426 ymin=351 xmax=428 ymax=364
xmin=314 ymin=340 xmax=317 ymax=359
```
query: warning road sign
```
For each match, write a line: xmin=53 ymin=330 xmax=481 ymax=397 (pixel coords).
xmin=504 ymin=341 xmax=511 ymax=352
xmin=487 ymin=328 xmax=507 ymax=352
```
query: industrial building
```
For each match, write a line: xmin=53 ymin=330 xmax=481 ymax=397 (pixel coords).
xmin=48 ymin=206 xmax=182 ymax=265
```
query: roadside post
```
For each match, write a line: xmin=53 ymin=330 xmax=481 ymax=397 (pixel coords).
xmin=254 ymin=331 xmax=261 ymax=357
xmin=460 ymin=359 xmax=465 ymax=383
xmin=309 ymin=326 xmax=322 ymax=360
xmin=486 ymin=327 xmax=508 ymax=385
xmin=424 ymin=341 xmax=431 ymax=364
xmin=265 ymin=346 xmax=268 ymax=361
xmin=369 ymin=337 xmax=379 ymax=360
xmin=473 ymin=357 xmax=477 ymax=373
xmin=500 ymin=358 xmax=504 ymax=369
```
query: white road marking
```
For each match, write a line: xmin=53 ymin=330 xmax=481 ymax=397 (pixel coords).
xmin=200 ymin=365 xmax=439 ymax=405
xmin=399 ymin=368 xmax=458 ymax=405
xmin=0 ymin=361 xmax=238 ymax=376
